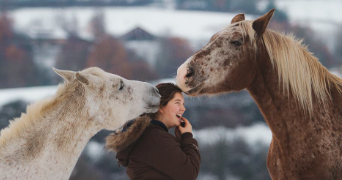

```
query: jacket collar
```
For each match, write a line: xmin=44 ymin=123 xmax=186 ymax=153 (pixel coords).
xmin=151 ymin=120 xmax=168 ymax=132
xmin=106 ymin=115 xmax=151 ymax=153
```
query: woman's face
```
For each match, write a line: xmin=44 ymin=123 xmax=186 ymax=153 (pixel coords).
xmin=159 ymin=92 xmax=186 ymax=129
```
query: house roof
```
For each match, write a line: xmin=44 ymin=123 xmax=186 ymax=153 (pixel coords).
xmin=121 ymin=26 xmax=155 ymax=41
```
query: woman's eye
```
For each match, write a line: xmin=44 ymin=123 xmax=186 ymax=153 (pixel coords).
xmin=119 ymin=80 xmax=125 ymax=90
xmin=231 ymin=40 xmax=242 ymax=46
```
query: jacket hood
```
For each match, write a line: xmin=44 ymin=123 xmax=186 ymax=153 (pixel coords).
xmin=105 ymin=115 xmax=152 ymax=166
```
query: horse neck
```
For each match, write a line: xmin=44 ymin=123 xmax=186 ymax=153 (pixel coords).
xmin=0 ymin=91 xmax=99 ymax=179
xmin=247 ymin=54 xmax=289 ymax=142
xmin=246 ymin=43 xmax=341 ymax=147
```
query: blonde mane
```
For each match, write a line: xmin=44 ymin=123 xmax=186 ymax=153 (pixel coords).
xmin=0 ymin=81 xmax=85 ymax=148
xmin=240 ymin=21 xmax=342 ymax=115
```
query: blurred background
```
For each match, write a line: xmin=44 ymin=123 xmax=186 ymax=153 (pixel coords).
xmin=0 ymin=0 xmax=341 ymax=179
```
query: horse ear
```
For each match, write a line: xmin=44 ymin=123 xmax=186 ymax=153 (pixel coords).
xmin=252 ymin=9 xmax=275 ymax=37
xmin=76 ymin=72 xmax=89 ymax=85
xmin=53 ymin=67 xmax=74 ymax=82
xmin=231 ymin=13 xmax=245 ymax=24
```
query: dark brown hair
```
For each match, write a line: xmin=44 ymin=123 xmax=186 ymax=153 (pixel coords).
xmin=156 ymin=83 xmax=183 ymax=107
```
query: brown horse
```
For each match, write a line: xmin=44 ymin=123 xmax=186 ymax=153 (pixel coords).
xmin=176 ymin=9 xmax=342 ymax=180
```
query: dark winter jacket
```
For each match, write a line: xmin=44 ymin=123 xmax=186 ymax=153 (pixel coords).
xmin=106 ymin=115 xmax=201 ymax=180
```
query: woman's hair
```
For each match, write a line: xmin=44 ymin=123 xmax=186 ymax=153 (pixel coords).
xmin=156 ymin=83 xmax=183 ymax=107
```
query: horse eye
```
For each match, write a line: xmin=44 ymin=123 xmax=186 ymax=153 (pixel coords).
xmin=231 ymin=40 xmax=242 ymax=46
xmin=119 ymin=80 xmax=125 ymax=90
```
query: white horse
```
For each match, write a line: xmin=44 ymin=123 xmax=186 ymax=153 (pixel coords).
xmin=0 ymin=67 xmax=160 ymax=180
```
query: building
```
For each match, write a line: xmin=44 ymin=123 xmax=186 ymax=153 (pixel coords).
xmin=121 ymin=26 xmax=160 ymax=66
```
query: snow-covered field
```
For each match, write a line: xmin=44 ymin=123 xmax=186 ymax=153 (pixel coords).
xmin=193 ymin=123 xmax=272 ymax=146
xmin=276 ymin=0 xmax=342 ymax=25
xmin=0 ymin=85 xmax=58 ymax=107
xmin=9 ymin=7 xmax=250 ymax=42
xmin=8 ymin=0 xmax=342 ymax=45
xmin=85 ymin=123 xmax=272 ymax=163
xmin=275 ymin=0 xmax=342 ymax=49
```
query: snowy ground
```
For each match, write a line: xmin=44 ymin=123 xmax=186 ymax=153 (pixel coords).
xmin=9 ymin=7 xmax=250 ymax=43
xmin=84 ymin=122 xmax=272 ymax=163
xmin=193 ymin=123 xmax=272 ymax=146
xmin=8 ymin=0 xmax=342 ymax=47
xmin=273 ymin=0 xmax=342 ymax=49
xmin=0 ymin=85 xmax=58 ymax=107
xmin=276 ymin=0 xmax=342 ymax=25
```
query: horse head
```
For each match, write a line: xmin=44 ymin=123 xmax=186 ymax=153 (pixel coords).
xmin=53 ymin=67 xmax=160 ymax=131
xmin=176 ymin=9 xmax=275 ymax=96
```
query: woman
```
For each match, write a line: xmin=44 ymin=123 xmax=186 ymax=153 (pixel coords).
xmin=106 ymin=83 xmax=201 ymax=180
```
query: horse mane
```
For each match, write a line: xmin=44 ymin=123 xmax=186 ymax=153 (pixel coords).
xmin=82 ymin=67 xmax=107 ymax=78
xmin=0 ymin=80 xmax=85 ymax=148
xmin=239 ymin=21 xmax=342 ymax=115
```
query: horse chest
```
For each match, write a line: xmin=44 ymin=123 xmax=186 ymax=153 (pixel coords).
xmin=0 ymin=151 xmax=76 ymax=180
xmin=267 ymin=138 xmax=340 ymax=180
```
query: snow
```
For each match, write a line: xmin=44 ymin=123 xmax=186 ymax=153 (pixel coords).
xmin=274 ymin=0 xmax=342 ymax=49
xmin=125 ymin=40 xmax=160 ymax=66
xmin=8 ymin=6 xmax=253 ymax=42
xmin=84 ymin=124 xmax=272 ymax=163
xmin=8 ymin=1 xmax=342 ymax=41
xmin=149 ymin=77 xmax=175 ymax=85
xmin=85 ymin=141 xmax=106 ymax=162
xmin=193 ymin=123 xmax=272 ymax=146
xmin=329 ymin=67 xmax=342 ymax=77
xmin=197 ymin=173 xmax=219 ymax=180
xmin=7 ymin=1 xmax=342 ymax=52
xmin=276 ymin=0 xmax=342 ymax=24
xmin=0 ymin=85 xmax=58 ymax=107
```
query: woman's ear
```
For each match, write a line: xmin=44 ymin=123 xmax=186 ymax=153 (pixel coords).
xmin=158 ymin=109 xmax=164 ymax=114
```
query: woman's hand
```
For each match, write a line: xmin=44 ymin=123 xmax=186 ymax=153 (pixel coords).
xmin=178 ymin=117 xmax=192 ymax=134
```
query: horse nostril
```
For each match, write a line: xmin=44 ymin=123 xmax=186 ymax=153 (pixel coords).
xmin=185 ymin=67 xmax=194 ymax=78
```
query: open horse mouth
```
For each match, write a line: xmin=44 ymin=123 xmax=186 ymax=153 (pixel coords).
xmin=147 ymin=104 xmax=160 ymax=110
xmin=139 ymin=113 xmax=150 ymax=117
xmin=184 ymin=83 xmax=204 ymax=96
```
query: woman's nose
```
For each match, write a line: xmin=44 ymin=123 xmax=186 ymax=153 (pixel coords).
xmin=180 ymin=105 xmax=186 ymax=111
